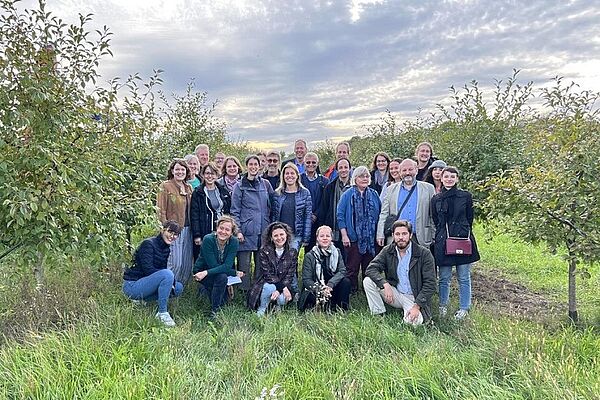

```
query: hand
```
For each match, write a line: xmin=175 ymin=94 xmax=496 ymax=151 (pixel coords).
xmin=341 ymin=233 xmax=350 ymax=247
xmin=383 ymin=283 xmax=394 ymax=304
xmin=270 ymin=290 xmax=280 ymax=301
xmin=236 ymin=271 xmax=245 ymax=278
xmin=282 ymin=287 xmax=292 ymax=302
xmin=194 ymin=237 xmax=202 ymax=245
xmin=237 ymin=232 xmax=245 ymax=243
xmin=323 ymin=286 xmax=333 ymax=298
xmin=377 ymin=238 xmax=384 ymax=247
xmin=193 ymin=270 xmax=208 ymax=282
xmin=311 ymin=214 xmax=317 ymax=223
xmin=406 ymin=304 xmax=421 ymax=323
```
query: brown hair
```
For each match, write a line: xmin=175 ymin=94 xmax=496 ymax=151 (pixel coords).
xmin=221 ymin=156 xmax=242 ymax=177
xmin=166 ymin=158 xmax=189 ymax=180
xmin=371 ymin=151 xmax=391 ymax=171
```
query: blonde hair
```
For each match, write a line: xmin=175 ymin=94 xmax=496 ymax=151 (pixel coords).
xmin=216 ymin=215 xmax=238 ymax=235
xmin=276 ymin=163 xmax=305 ymax=194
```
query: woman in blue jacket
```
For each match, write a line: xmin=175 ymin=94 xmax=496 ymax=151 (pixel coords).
xmin=336 ymin=166 xmax=381 ymax=293
xmin=122 ymin=220 xmax=184 ymax=327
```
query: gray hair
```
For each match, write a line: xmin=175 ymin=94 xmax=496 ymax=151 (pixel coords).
xmin=350 ymin=166 xmax=371 ymax=186
xmin=305 ymin=152 xmax=319 ymax=162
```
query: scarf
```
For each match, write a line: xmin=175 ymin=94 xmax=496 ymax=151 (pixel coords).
xmin=374 ymin=170 xmax=388 ymax=186
xmin=352 ymin=187 xmax=377 ymax=256
xmin=223 ymin=175 xmax=239 ymax=193
xmin=310 ymin=243 xmax=339 ymax=285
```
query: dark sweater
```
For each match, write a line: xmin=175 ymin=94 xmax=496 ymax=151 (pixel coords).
xmin=123 ymin=234 xmax=170 ymax=281
xmin=193 ymin=233 xmax=239 ymax=276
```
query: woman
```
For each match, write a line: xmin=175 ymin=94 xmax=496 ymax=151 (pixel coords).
xmin=431 ymin=166 xmax=480 ymax=320
xmin=300 ymin=225 xmax=351 ymax=312
xmin=217 ymin=156 xmax=242 ymax=194
xmin=190 ymin=162 xmax=232 ymax=260
xmin=379 ymin=158 xmax=403 ymax=200
xmin=423 ymin=160 xmax=447 ymax=194
xmin=231 ymin=155 xmax=274 ymax=291
xmin=247 ymin=222 xmax=297 ymax=315
xmin=318 ymin=158 xmax=352 ymax=253
xmin=336 ymin=166 xmax=381 ymax=293
xmin=193 ymin=216 xmax=244 ymax=316
xmin=157 ymin=158 xmax=194 ymax=284
xmin=185 ymin=154 xmax=201 ymax=189
xmin=123 ymin=220 xmax=184 ymax=327
xmin=369 ymin=152 xmax=391 ymax=195
xmin=272 ymin=163 xmax=312 ymax=250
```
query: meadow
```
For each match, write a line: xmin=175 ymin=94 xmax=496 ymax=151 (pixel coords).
xmin=1 ymin=226 xmax=598 ymax=400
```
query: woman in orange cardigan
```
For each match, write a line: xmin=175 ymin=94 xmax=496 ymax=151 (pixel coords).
xmin=157 ymin=158 xmax=194 ymax=284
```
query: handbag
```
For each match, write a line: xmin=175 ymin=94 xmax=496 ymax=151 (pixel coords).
xmin=445 ymin=224 xmax=472 ymax=255
xmin=383 ymin=184 xmax=416 ymax=237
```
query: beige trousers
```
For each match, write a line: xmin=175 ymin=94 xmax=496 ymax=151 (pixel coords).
xmin=363 ymin=277 xmax=424 ymax=325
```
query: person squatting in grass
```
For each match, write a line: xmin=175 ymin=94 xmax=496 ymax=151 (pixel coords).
xmin=363 ymin=220 xmax=436 ymax=325
xmin=192 ymin=215 xmax=244 ymax=317
xmin=122 ymin=220 xmax=184 ymax=327
xmin=247 ymin=222 xmax=298 ymax=316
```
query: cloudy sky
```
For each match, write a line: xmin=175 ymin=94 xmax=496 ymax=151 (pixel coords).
xmin=21 ymin=0 xmax=600 ymax=152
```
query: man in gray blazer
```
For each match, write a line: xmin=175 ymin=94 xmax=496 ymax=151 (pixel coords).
xmin=376 ymin=158 xmax=435 ymax=247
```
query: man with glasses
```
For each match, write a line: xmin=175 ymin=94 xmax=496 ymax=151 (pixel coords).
xmin=300 ymin=152 xmax=329 ymax=248
xmin=263 ymin=150 xmax=281 ymax=190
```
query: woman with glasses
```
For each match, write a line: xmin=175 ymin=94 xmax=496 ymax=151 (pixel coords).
xmin=157 ymin=158 xmax=194 ymax=284
xmin=369 ymin=152 xmax=391 ymax=195
xmin=336 ymin=166 xmax=381 ymax=293
xmin=190 ymin=162 xmax=232 ymax=260
xmin=123 ymin=220 xmax=185 ymax=327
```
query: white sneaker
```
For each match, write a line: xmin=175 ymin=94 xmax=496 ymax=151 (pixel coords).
xmin=454 ymin=309 xmax=468 ymax=320
xmin=155 ymin=311 xmax=176 ymax=327
xmin=439 ymin=306 xmax=448 ymax=317
xmin=132 ymin=299 xmax=147 ymax=306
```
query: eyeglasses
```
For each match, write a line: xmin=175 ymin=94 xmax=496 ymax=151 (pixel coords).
xmin=267 ymin=159 xmax=279 ymax=163
xmin=165 ymin=230 xmax=179 ymax=238
xmin=204 ymin=171 xmax=215 ymax=176
xmin=305 ymin=161 xmax=317 ymax=165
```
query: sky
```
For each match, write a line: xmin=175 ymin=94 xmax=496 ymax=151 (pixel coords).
xmin=20 ymin=0 xmax=600 ymax=152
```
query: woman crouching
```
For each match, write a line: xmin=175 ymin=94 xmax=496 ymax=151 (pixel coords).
xmin=247 ymin=222 xmax=298 ymax=316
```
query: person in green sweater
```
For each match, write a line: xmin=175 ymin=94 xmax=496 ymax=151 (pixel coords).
xmin=193 ymin=215 xmax=244 ymax=316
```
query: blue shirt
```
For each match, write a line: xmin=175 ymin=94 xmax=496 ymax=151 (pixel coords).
xmin=397 ymin=184 xmax=419 ymax=235
xmin=294 ymin=160 xmax=305 ymax=174
xmin=396 ymin=243 xmax=412 ymax=295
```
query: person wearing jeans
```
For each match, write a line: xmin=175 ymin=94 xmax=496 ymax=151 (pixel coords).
xmin=438 ymin=263 xmax=471 ymax=314
xmin=123 ymin=220 xmax=184 ymax=327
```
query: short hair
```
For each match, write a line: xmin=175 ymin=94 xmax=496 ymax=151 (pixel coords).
xmin=400 ymin=158 xmax=418 ymax=168
xmin=266 ymin=150 xmax=280 ymax=160
xmin=414 ymin=142 xmax=433 ymax=158
xmin=245 ymin=154 xmax=261 ymax=166
xmin=335 ymin=157 xmax=351 ymax=171
xmin=166 ymin=158 xmax=189 ymax=180
xmin=184 ymin=154 xmax=199 ymax=163
xmin=221 ymin=156 xmax=242 ymax=177
xmin=216 ymin=215 xmax=238 ymax=235
xmin=200 ymin=162 xmax=219 ymax=176
xmin=371 ymin=151 xmax=391 ymax=171
xmin=162 ymin=220 xmax=182 ymax=235
xmin=392 ymin=219 xmax=413 ymax=235
xmin=315 ymin=225 xmax=332 ymax=237
xmin=195 ymin=144 xmax=209 ymax=153
xmin=350 ymin=166 xmax=371 ymax=186
xmin=336 ymin=141 xmax=351 ymax=153
xmin=256 ymin=150 xmax=267 ymax=157
xmin=305 ymin=152 xmax=319 ymax=162
xmin=294 ymin=139 xmax=307 ymax=147
xmin=263 ymin=222 xmax=293 ymax=249
xmin=442 ymin=166 xmax=460 ymax=177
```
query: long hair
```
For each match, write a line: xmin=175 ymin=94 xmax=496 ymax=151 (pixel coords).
xmin=166 ymin=158 xmax=189 ymax=180
xmin=262 ymin=222 xmax=293 ymax=250
xmin=370 ymin=151 xmax=391 ymax=172
xmin=221 ymin=156 xmax=242 ymax=177
xmin=276 ymin=163 xmax=305 ymax=194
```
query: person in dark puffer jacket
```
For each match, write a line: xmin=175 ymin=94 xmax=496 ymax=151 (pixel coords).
xmin=123 ymin=220 xmax=184 ymax=327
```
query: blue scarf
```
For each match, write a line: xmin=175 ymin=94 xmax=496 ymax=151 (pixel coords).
xmin=352 ymin=187 xmax=377 ymax=256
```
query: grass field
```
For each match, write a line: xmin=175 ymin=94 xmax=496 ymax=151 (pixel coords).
xmin=1 ymin=227 xmax=599 ymax=399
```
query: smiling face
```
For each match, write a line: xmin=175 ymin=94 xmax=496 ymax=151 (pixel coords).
xmin=355 ymin=172 xmax=370 ymax=190
xmin=225 ymin=159 xmax=239 ymax=178
xmin=271 ymin=228 xmax=287 ymax=249
xmin=431 ymin=167 xmax=444 ymax=181
xmin=399 ymin=160 xmax=417 ymax=186
xmin=246 ymin=158 xmax=260 ymax=177
xmin=196 ymin=147 xmax=209 ymax=166
xmin=417 ymin=144 xmax=431 ymax=164
xmin=171 ymin=163 xmax=187 ymax=182
xmin=375 ymin=155 xmax=388 ymax=172
xmin=267 ymin=155 xmax=280 ymax=174
xmin=216 ymin=221 xmax=233 ymax=242
xmin=336 ymin=144 xmax=349 ymax=160
xmin=316 ymin=226 xmax=332 ymax=248
xmin=393 ymin=226 xmax=412 ymax=250
xmin=389 ymin=160 xmax=401 ymax=181
xmin=294 ymin=141 xmax=307 ymax=160
xmin=214 ymin=152 xmax=225 ymax=169
xmin=442 ymin=170 xmax=458 ymax=189
xmin=304 ymin=154 xmax=318 ymax=174
xmin=187 ymin=157 xmax=199 ymax=177
xmin=283 ymin=166 xmax=298 ymax=189
xmin=337 ymin=159 xmax=350 ymax=180
xmin=203 ymin=166 xmax=217 ymax=185
xmin=161 ymin=228 xmax=179 ymax=245
xmin=258 ymin=154 xmax=267 ymax=171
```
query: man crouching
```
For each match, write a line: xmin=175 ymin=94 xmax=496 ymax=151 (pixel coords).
xmin=363 ymin=220 xmax=436 ymax=325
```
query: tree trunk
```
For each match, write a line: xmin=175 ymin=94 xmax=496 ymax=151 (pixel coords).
xmin=34 ymin=251 xmax=45 ymax=290
xmin=567 ymin=243 xmax=578 ymax=323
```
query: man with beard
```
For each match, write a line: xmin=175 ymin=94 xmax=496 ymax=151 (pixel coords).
xmin=376 ymin=158 xmax=435 ymax=247
xmin=363 ymin=220 xmax=436 ymax=325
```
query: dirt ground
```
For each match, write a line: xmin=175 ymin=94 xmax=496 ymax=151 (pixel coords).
xmin=470 ymin=265 xmax=563 ymax=322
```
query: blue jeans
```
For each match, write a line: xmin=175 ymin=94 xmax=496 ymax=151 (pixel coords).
xmin=201 ymin=272 xmax=229 ymax=312
xmin=258 ymin=283 xmax=289 ymax=314
xmin=288 ymin=237 xmax=302 ymax=293
xmin=438 ymin=263 xmax=471 ymax=310
xmin=123 ymin=269 xmax=184 ymax=312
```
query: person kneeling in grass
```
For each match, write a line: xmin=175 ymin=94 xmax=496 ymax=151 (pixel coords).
xmin=363 ymin=220 xmax=436 ymax=325
xmin=192 ymin=215 xmax=243 ymax=317
xmin=122 ymin=220 xmax=184 ymax=327
xmin=247 ymin=222 xmax=297 ymax=316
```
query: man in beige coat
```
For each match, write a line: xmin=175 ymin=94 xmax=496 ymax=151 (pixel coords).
xmin=377 ymin=159 xmax=435 ymax=247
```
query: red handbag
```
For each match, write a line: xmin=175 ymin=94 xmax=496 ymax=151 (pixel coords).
xmin=445 ymin=224 xmax=472 ymax=255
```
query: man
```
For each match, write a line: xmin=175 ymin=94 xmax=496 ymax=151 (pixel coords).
xmin=214 ymin=151 xmax=226 ymax=175
xmin=323 ymin=141 xmax=351 ymax=180
xmin=300 ymin=152 xmax=329 ymax=248
xmin=283 ymin=139 xmax=308 ymax=174
xmin=414 ymin=142 xmax=436 ymax=181
xmin=262 ymin=150 xmax=281 ymax=190
xmin=364 ymin=220 xmax=436 ymax=324
xmin=376 ymin=158 xmax=435 ymax=248
xmin=195 ymin=144 xmax=210 ymax=168
xmin=256 ymin=151 xmax=268 ymax=174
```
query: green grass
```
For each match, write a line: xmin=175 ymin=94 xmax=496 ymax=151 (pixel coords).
xmin=1 ymin=227 xmax=599 ymax=399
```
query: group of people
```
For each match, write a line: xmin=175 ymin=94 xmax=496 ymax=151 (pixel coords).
xmin=123 ymin=140 xmax=480 ymax=327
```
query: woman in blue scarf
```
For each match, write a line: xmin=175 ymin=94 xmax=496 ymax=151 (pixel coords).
xmin=336 ymin=166 xmax=381 ymax=293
